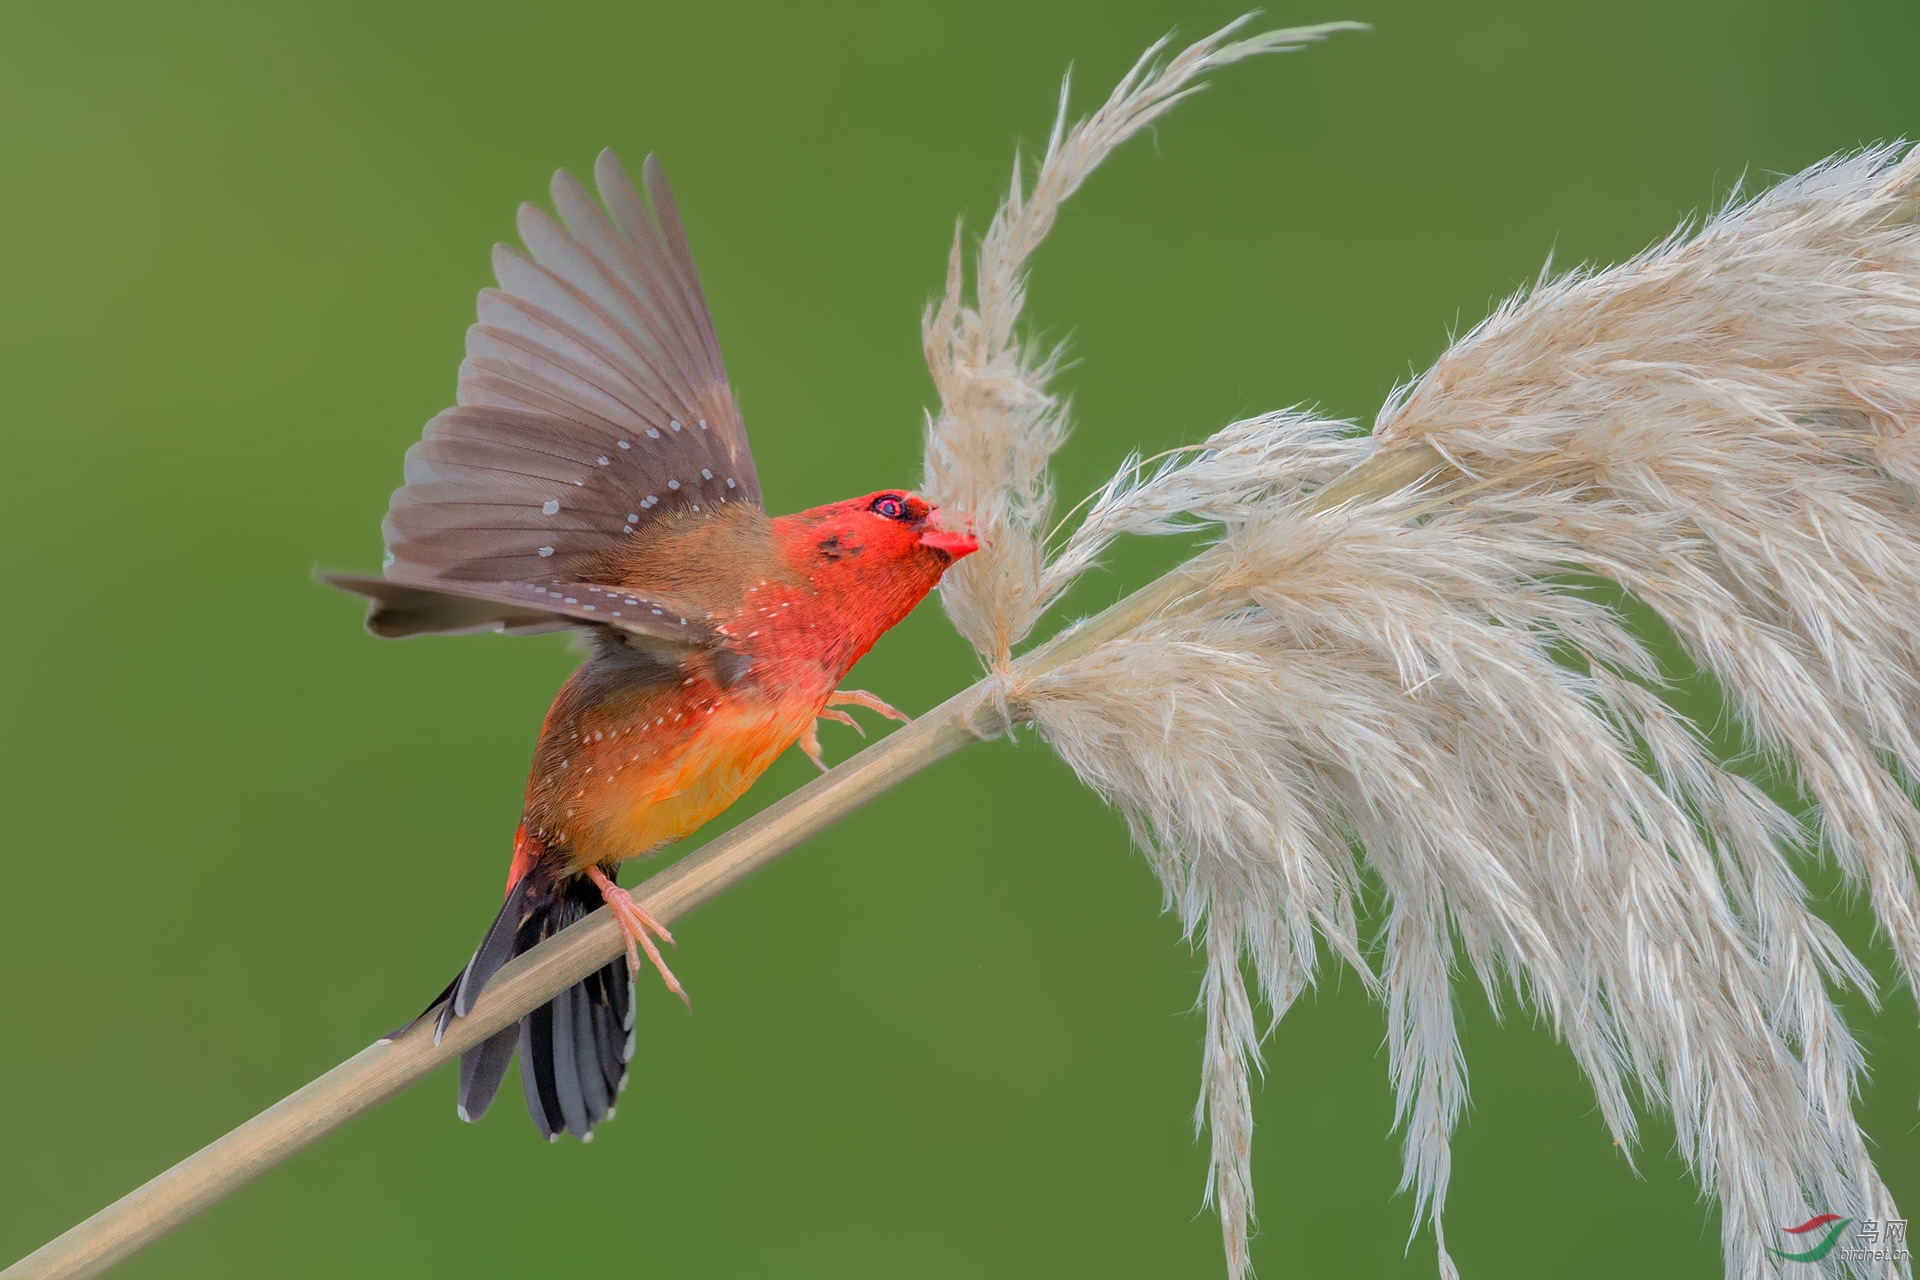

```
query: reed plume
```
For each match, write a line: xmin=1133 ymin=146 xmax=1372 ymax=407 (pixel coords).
xmin=922 ymin=17 xmax=1364 ymax=666
xmin=926 ymin=23 xmax=1920 ymax=1280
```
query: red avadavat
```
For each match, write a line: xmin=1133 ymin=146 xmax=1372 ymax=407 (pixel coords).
xmin=329 ymin=152 xmax=977 ymax=1141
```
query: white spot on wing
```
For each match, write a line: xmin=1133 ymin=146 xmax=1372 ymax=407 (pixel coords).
xmin=542 ymin=499 xmax=560 ymax=515
xmin=538 ymin=546 xmax=554 ymax=557
xmin=667 ymin=479 xmax=680 ymax=490
xmin=701 ymin=468 xmax=713 ymax=480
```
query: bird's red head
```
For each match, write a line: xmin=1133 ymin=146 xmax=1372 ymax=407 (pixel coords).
xmin=768 ymin=490 xmax=979 ymax=663
xmin=779 ymin=490 xmax=980 ymax=575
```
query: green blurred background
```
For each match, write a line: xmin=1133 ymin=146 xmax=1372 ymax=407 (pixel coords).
xmin=3 ymin=1 xmax=1917 ymax=1275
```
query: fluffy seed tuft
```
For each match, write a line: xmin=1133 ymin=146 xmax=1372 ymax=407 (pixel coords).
xmin=925 ymin=21 xmax=1920 ymax=1280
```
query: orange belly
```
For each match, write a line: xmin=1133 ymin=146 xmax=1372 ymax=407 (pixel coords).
xmin=594 ymin=689 xmax=814 ymax=863
xmin=529 ymin=673 xmax=824 ymax=877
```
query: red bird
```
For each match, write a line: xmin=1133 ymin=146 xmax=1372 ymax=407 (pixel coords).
xmin=329 ymin=151 xmax=978 ymax=1141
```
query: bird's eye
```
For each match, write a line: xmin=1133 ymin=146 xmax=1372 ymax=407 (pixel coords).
xmin=870 ymin=494 xmax=907 ymax=520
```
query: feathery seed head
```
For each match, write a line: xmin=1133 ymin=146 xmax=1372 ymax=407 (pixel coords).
xmin=921 ymin=18 xmax=1920 ymax=1280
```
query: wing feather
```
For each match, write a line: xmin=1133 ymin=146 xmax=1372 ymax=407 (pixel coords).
xmin=603 ymin=154 xmax=730 ymax=383
xmin=325 ymin=572 xmax=717 ymax=644
xmin=331 ymin=151 xmax=760 ymax=638
xmin=519 ymin=197 xmax=711 ymax=397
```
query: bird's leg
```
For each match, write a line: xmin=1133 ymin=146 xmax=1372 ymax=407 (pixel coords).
xmin=586 ymin=865 xmax=688 ymax=1008
xmin=798 ymin=719 xmax=828 ymax=772
xmin=827 ymin=689 xmax=910 ymax=723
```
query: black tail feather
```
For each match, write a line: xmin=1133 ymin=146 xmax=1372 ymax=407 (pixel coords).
xmin=522 ymin=1013 xmax=560 ymax=1143
xmin=456 ymin=1024 xmax=518 ymax=1123
xmin=584 ymin=964 xmax=633 ymax=1107
xmin=382 ymin=971 xmax=460 ymax=1044
xmin=521 ymin=1001 xmax=563 ymax=1141
xmin=437 ymin=873 xmax=535 ymax=1042
xmin=548 ymin=981 xmax=592 ymax=1139
xmin=431 ymin=862 xmax=637 ymax=1141
xmin=571 ymin=984 xmax=612 ymax=1129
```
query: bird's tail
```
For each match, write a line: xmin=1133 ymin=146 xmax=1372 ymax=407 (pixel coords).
xmin=429 ymin=864 xmax=634 ymax=1141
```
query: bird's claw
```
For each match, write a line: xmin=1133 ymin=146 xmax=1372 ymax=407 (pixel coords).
xmin=828 ymin=689 xmax=910 ymax=723
xmin=800 ymin=689 xmax=909 ymax=770
xmin=587 ymin=866 xmax=688 ymax=1009
xmin=818 ymin=707 xmax=863 ymax=736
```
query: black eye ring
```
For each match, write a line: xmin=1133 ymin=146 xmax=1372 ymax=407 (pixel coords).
xmin=870 ymin=493 xmax=907 ymax=520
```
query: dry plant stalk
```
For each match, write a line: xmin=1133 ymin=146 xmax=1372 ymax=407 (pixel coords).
xmin=2 ymin=443 xmax=1431 ymax=1280
xmin=925 ymin=23 xmax=1920 ymax=1280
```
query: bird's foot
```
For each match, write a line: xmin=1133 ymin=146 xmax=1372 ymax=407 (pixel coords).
xmin=586 ymin=866 xmax=688 ymax=1008
xmin=800 ymin=691 xmax=908 ymax=770
xmin=828 ymin=689 xmax=910 ymax=723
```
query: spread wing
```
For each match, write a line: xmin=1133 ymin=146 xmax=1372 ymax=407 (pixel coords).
xmin=323 ymin=574 xmax=718 ymax=642
xmin=328 ymin=151 xmax=759 ymax=641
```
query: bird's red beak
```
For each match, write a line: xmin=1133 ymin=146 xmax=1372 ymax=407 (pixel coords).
xmin=918 ymin=508 xmax=980 ymax=559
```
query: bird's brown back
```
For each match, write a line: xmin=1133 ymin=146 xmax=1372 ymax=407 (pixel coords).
xmin=578 ymin=503 xmax=798 ymax=624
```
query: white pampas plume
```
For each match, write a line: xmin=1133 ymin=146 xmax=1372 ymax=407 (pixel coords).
xmin=923 ymin=20 xmax=1920 ymax=1280
xmin=922 ymin=16 xmax=1365 ymax=667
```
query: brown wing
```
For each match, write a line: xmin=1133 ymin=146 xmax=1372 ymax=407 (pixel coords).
xmin=332 ymin=151 xmax=759 ymax=639
xmin=323 ymin=573 xmax=718 ymax=643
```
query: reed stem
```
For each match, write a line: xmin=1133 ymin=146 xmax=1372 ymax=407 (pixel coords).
xmin=3 ymin=442 xmax=1442 ymax=1280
